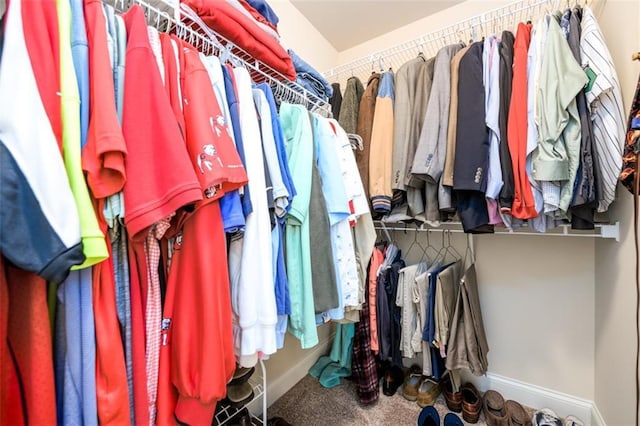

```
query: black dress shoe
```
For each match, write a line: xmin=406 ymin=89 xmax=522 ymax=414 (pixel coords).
xmin=381 ymin=365 xmax=404 ymax=396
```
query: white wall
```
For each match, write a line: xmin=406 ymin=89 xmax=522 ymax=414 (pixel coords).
xmin=593 ymin=1 xmax=640 ymax=425
xmin=269 ymin=0 xmax=338 ymax=72
xmin=391 ymin=230 xmax=596 ymax=400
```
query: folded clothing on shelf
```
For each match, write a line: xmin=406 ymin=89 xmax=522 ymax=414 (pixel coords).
xmin=288 ymin=48 xmax=333 ymax=100
xmin=244 ymin=0 xmax=279 ymax=27
xmin=182 ymin=0 xmax=296 ymax=81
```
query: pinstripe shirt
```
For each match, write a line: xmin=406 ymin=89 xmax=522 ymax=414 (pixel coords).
xmin=580 ymin=6 xmax=626 ymax=212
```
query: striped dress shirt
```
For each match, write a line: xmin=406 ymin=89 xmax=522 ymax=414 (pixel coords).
xmin=580 ymin=6 xmax=626 ymax=212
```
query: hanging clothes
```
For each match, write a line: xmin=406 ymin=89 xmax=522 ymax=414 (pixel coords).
xmin=442 ymin=45 xmax=470 ymax=190
xmin=567 ymin=7 xmax=598 ymax=230
xmin=369 ymin=71 xmax=395 ymax=216
xmin=445 ymin=263 xmax=489 ymax=377
xmin=281 ymin=103 xmax=318 ymax=349
xmin=339 ymin=76 xmax=365 ymax=135
xmin=308 ymin=116 xmax=340 ymax=315
xmin=498 ymin=30 xmax=516 ymax=212
xmin=453 ymin=42 xmax=493 ymax=233
xmin=351 ymin=273 xmax=379 ymax=405
xmin=389 ymin=54 xmax=434 ymax=222
xmin=580 ymin=6 xmax=626 ymax=213
xmin=396 ymin=263 xmax=422 ymax=359
xmin=532 ymin=16 xmax=587 ymax=218
xmin=434 ymin=260 xmax=462 ymax=359
xmin=330 ymin=82 xmax=342 ymax=118
xmin=483 ymin=35 xmax=505 ymax=226
xmin=376 ymin=245 xmax=404 ymax=367
xmin=356 ymin=73 xmax=380 ymax=202
xmin=412 ymin=44 xmax=464 ymax=221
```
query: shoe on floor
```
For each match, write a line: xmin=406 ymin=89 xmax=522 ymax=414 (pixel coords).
xmin=382 ymin=365 xmax=404 ymax=396
xmin=227 ymin=381 xmax=254 ymax=407
xmin=444 ymin=412 xmax=464 ymax=426
xmin=563 ymin=415 xmax=584 ymax=426
xmin=417 ymin=378 xmax=440 ymax=408
xmin=505 ymin=399 xmax=531 ymax=426
xmin=442 ymin=373 xmax=462 ymax=413
xmin=402 ymin=365 xmax=423 ymax=401
xmin=417 ymin=405 xmax=440 ymax=426
xmin=533 ymin=408 xmax=563 ymax=426
xmin=483 ymin=389 xmax=508 ymax=426
xmin=461 ymin=382 xmax=482 ymax=423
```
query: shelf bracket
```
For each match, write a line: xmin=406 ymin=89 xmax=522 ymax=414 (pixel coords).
xmin=599 ymin=221 xmax=620 ymax=241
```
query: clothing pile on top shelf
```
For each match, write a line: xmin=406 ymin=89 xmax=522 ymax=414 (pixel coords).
xmin=329 ymin=6 xmax=626 ymax=233
xmin=182 ymin=0 xmax=296 ymax=80
xmin=288 ymin=48 xmax=334 ymax=101
xmin=0 ymin=0 xmax=375 ymax=425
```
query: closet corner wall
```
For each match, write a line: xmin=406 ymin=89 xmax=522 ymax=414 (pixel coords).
xmin=592 ymin=2 xmax=640 ymax=425
xmin=268 ymin=1 xmax=639 ymax=425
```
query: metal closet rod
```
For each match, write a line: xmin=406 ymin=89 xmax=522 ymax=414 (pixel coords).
xmin=324 ymin=0 xmax=591 ymax=81
xmin=374 ymin=221 xmax=620 ymax=241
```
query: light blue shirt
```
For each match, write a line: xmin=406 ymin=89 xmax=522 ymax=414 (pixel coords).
xmin=483 ymin=35 xmax=503 ymax=200
xmin=70 ymin=0 xmax=89 ymax=148
xmin=312 ymin=116 xmax=352 ymax=322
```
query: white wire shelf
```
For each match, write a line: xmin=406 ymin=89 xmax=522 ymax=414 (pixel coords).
xmin=105 ymin=0 xmax=331 ymax=116
xmin=323 ymin=0 xmax=583 ymax=88
xmin=375 ymin=220 xmax=620 ymax=241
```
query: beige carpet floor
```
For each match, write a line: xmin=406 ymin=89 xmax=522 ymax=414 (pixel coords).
xmin=268 ymin=374 xmax=493 ymax=426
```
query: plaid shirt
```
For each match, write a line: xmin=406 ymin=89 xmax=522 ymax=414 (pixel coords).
xmin=350 ymin=261 xmax=379 ymax=405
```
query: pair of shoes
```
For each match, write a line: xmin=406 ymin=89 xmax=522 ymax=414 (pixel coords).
xmin=227 ymin=364 xmax=255 ymax=407
xmin=482 ymin=390 xmax=531 ymax=426
xmin=417 ymin=406 xmax=464 ymax=426
xmin=483 ymin=390 xmax=508 ymax=426
xmin=402 ymin=365 xmax=423 ymax=401
xmin=382 ymin=365 xmax=404 ymax=396
xmin=441 ymin=373 xmax=462 ymax=412
xmin=532 ymin=408 xmax=563 ymax=426
xmin=461 ymin=382 xmax=482 ymax=423
xmin=417 ymin=378 xmax=440 ymax=407
xmin=484 ymin=389 xmax=530 ymax=426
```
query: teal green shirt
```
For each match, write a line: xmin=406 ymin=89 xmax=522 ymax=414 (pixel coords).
xmin=280 ymin=103 xmax=318 ymax=349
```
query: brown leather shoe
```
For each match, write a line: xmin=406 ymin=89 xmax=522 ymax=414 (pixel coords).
xmin=442 ymin=374 xmax=462 ymax=413
xmin=483 ymin=390 xmax=509 ymax=426
xmin=505 ymin=400 xmax=531 ymax=426
xmin=461 ymin=383 xmax=482 ymax=423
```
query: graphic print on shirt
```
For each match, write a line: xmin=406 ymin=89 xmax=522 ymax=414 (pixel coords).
xmin=210 ymin=114 xmax=229 ymax=138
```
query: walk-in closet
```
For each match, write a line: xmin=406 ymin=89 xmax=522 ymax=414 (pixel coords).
xmin=0 ymin=0 xmax=638 ymax=425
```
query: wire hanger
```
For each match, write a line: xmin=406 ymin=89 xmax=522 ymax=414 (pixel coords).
xmin=403 ymin=225 xmax=428 ymax=263
xmin=434 ymin=230 xmax=461 ymax=265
